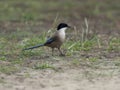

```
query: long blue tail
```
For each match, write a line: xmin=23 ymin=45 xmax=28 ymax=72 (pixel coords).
xmin=23 ymin=44 xmax=44 ymax=50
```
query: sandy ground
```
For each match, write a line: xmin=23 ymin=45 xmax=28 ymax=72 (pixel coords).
xmin=0 ymin=58 xmax=120 ymax=90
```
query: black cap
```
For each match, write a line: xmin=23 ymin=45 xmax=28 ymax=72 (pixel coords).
xmin=57 ymin=23 xmax=71 ymax=30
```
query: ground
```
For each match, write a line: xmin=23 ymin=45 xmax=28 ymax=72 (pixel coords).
xmin=0 ymin=0 xmax=120 ymax=90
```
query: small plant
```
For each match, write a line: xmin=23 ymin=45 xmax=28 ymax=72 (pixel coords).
xmin=22 ymin=13 xmax=34 ymax=21
xmin=65 ymin=36 xmax=98 ymax=55
xmin=88 ymin=57 xmax=98 ymax=62
xmin=107 ymin=37 xmax=120 ymax=51
xmin=81 ymin=18 xmax=89 ymax=42
xmin=65 ymin=18 xmax=100 ymax=55
xmin=0 ymin=56 xmax=7 ymax=61
xmin=0 ymin=65 xmax=18 ymax=75
xmin=33 ymin=63 xmax=55 ymax=70
xmin=24 ymin=72 xmax=31 ymax=78
xmin=72 ymin=59 xmax=80 ymax=66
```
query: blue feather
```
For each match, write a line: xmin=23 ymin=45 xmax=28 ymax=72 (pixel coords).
xmin=23 ymin=37 xmax=55 ymax=51
xmin=23 ymin=44 xmax=44 ymax=50
xmin=44 ymin=38 xmax=55 ymax=44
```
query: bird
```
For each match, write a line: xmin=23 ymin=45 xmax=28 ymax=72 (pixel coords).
xmin=23 ymin=23 xmax=71 ymax=56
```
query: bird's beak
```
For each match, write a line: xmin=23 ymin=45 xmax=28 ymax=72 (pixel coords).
xmin=68 ymin=26 xmax=74 ymax=30
xmin=68 ymin=26 xmax=71 ymax=28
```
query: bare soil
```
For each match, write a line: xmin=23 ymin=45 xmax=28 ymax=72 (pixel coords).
xmin=0 ymin=49 xmax=120 ymax=90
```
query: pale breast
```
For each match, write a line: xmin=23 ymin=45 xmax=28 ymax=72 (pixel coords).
xmin=57 ymin=28 xmax=66 ymax=42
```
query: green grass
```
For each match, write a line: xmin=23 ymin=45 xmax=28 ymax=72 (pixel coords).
xmin=107 ymin=37 xmax=120 ymax=51
xmin=33 ymin=63 xmax=55 ymax=70
xmin=88 ymin=57 xmax=98 ymax=62
xmin=0 ymin=65 xmax=19 ymax=75
xmin=0 ymin=0 xmax=120 ymax=74
xmin=72 ymin=59 xmax=80 ymax=66
xmin=66 ymin=38 xmax=97 ymax=52
xmin=0 ymin=0 xmax=120 ymax=21
xmin=0 ymin=22 xmax=119 ymax=74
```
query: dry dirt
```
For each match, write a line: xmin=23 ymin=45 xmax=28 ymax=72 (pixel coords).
xmin=0 ymin=54 xmax=120 ymax=90
xmin=0 ymin=68 xmax=120 ymax=90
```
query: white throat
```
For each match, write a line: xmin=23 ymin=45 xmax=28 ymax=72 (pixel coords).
xmin=59 ymin=27 xmax=67 ymax=32
xmin=58 ymin=27 xmax=67 ymax=41
xmin=58 ymin=27 xmax=67 ymax=35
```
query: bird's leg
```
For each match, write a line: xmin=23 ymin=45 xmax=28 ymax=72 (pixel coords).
xmin=52 ymin=48 xmax=54 ymax=56
xmin=58 ymin=47 xmax=65 ymax=56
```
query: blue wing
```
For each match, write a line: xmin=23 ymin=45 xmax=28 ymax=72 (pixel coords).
xmin=44 ymin=37 xmax=55 ymax=45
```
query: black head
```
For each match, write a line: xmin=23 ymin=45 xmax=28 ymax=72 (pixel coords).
xmin=57 ymin=23 xmax=70 ymax=30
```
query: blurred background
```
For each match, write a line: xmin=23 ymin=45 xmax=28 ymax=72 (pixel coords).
xmin=0 ymin=0 xmax=120 ymax=35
